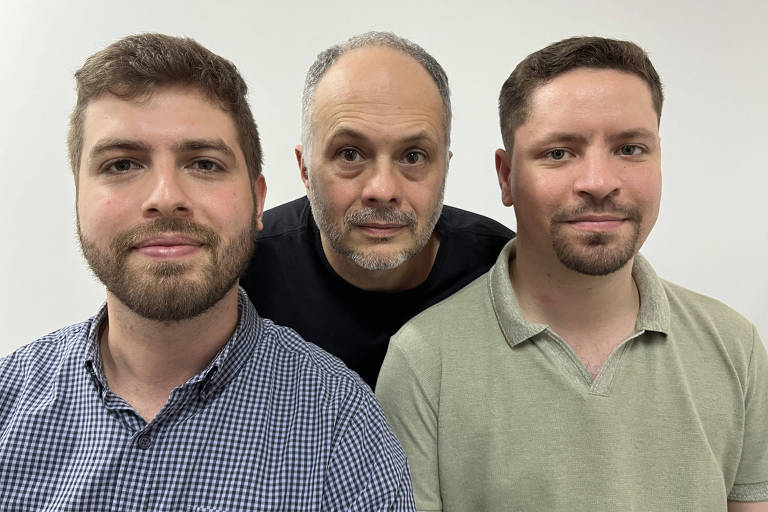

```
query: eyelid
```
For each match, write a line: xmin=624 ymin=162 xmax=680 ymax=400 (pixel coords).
xmin=401 ymin=149 xmax=427 ymax=164
xmin=616 ymin=143 xmax=646 ymax=155
xmin=337 ymin=146 xmax=365 ymax=162
xmin=187 ymin=157 xmax=225 ymax=172
xmin=543 ymin=148 xmax=575 ymax=160
xmin=101 ymin=158 xmax=143 ymax=174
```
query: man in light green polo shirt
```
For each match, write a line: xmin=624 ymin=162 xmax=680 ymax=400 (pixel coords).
xmin=375 ymin=36 xmax=768 ymax=512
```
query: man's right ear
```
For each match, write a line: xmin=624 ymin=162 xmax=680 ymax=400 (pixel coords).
xmin=295 ymin=145 xmax=310 ymax=193
xmin=495 ymin=148 xmax=515 ymax=207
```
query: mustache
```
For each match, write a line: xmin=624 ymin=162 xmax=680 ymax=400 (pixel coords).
xmin=552 ymin=198 xmax=642 ymax=222
xmin=344 ymin=207 xmax=417 ymax=228
xmin=111 ymin=217 xmax=220 ymax=253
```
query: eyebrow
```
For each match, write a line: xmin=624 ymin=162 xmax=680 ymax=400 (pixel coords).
xmin=89 ymin=138 xmax=151 ymax=160
xmin=606 ymin=128 xmax=657 ymax=143
xmin=88 ymin=138 xmax=237 ymax=160
xmin=532 ymin=132 xmax=588 ymax=148
xmin=173 ymin=138 xmax=236 ymax=160
xmin=532 ymin=128 xmax=657 ymax=148
xmin=327 ymin=128 xmax=437 ymax=146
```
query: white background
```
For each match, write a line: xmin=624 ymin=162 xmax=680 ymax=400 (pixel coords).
xmin=1 ymin=0 xmax=766 ymax=355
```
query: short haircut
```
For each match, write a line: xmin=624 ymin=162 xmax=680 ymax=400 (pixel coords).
xmin=68 ymin=33 xmax=262 ymax=182
xmin=300 ymin=31 xmax=451 ymax=160
xmin=499 ymin=36 xmax=663 ymax=152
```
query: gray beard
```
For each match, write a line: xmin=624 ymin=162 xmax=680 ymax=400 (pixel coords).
xmin=307 ymin=176 xmax=444 ymax=271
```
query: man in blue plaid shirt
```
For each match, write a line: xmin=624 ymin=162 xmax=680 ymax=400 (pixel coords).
xmin=0 ymin=33 xmax=414 ymax=511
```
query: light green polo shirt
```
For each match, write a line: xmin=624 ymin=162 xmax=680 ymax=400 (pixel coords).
xmin=376 ymin=239 xmax=768 ymax=512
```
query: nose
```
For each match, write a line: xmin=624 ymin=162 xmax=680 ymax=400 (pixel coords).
xmin=573 ymin=150 xmax=621 ymax=203
xmin=361 ymin=157 xmax=401 ymax=207
xmin=141 ymin=158 xmax=192 ymax=218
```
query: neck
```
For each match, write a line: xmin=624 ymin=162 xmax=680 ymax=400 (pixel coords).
xmin=321 ymin=231 xmax=441 ymax=292
xmin=510 ymin=238 xmax=639 ymax=338
xmin=99 ymin=285 xmax=240 ymax=422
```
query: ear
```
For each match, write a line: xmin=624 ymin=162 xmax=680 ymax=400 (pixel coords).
xmin=252 ymin=174 xmax=268 ymax=231
xmin=495 ymin=148 xmax=514 ymax=207
xmin=295 ymin=145 xmax=310 ymax=194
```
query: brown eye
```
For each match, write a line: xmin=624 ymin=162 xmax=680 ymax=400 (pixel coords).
xmin=105 ymin=159 xmax=139 ymax=173
xmin=191 ymin=159 xmax=221 ymax=172
xmin=403 ymin=151 xmax=425 ymax=164
xmin=340 ymin=148 xmax=361 ymax=162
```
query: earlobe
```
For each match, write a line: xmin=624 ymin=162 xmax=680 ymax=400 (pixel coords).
xmin=495 ymin=148 xmax=514 ymax=207
xmin=295 ymin=145 xmax=310 ymax=192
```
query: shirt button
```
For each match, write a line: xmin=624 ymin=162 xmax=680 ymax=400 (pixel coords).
xmin=136 ymin=435 xmax=151 ymax=450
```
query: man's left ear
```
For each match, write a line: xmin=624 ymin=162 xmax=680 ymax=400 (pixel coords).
xmin=252 ymin=174 xmax=267 ymax=231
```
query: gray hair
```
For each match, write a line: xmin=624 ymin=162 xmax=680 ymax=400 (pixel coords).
xmin=300 ymin=31 xmax=451 ymax=163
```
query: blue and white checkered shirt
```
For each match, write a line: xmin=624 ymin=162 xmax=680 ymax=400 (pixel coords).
xmin=0 ymin=289 xmax=414 ymax=511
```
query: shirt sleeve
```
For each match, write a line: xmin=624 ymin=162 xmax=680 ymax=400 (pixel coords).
xmin=322 ymin=382 xmax=416 ymax=511
xmin=729 ymin=326 xmax=768 ymax=502
xmin=376 ymin=333 xmax=442 ymax=512
xmin=0 ymin=351 xmax=23 ymax=429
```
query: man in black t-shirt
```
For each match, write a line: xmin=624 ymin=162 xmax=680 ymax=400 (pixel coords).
xmin=242 ymin=32 xmax=514 ymax=387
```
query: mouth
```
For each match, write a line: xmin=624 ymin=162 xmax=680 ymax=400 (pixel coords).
xmin=564 ymin=215 xmax=627 ymax=232
xmin=133 ymin=234 xmax=204 ymax=259
xmin=355 ymin=223 xmax=405 ymax=238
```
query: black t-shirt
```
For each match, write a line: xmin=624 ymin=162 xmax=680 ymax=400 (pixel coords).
xmin=241 ymin=197 xmax=514 ymax=387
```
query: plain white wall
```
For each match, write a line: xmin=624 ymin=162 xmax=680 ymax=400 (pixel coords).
xmin=1 ymin=0 xmax=766 ymax=355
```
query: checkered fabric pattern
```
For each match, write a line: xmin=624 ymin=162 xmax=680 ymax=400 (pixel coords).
xmin=0 ymin=289 xmax=414 ymax=511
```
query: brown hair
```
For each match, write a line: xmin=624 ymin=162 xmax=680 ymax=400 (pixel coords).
xmin=68 ymin=33 xmax=262 ymax=181
xmin=499 ymin=36 xmax=663 ymax=152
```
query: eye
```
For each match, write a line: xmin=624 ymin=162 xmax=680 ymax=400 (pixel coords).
xmin=104 ymin=159 xmax=140 ymax=173
xmin=402 ymin=151 xmax=426 ymax=165
xmin=189 ymin=159 xmax=222 ymax=172
xmin=339 ymin=148 xmax=362 ymax=163
xmin=618 ymin=144 xmax=643 ymax=156
xmin=545 ymin=148 xmax=572 ymax=161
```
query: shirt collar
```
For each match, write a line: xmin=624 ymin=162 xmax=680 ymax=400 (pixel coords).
xmin=83 ymin=287 xmax=263 ymax=399
xmin=489 ymin=239 xmax=670 ymax=349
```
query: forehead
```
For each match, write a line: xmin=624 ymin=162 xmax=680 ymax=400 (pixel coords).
xmin=81 ymin=87 xmax=241 ymax=152
xmin=519 ymin=68 xmax=658 ymax=139
xmin=311 ymin=46 xmax=445 ymax=141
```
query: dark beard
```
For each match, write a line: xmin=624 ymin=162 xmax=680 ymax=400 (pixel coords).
xmin=79 ymin=215 xmax=257 ymax=322
xmin=550 ymin=199 xmax=642 ymax=276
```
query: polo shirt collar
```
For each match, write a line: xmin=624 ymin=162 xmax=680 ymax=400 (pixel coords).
xmin=489 ymin=239 xmax=670 ymax=349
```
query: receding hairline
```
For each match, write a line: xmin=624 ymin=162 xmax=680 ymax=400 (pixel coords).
xmin=313 ymin=45 xmax=445 ymax=106
xmin=307 ymin=46 xmax=448 ymax=150
xmin=300 ymin=31 xmax=452 ymax=161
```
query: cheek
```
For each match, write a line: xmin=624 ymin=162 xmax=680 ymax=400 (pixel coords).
xmin=631 ymin=172 xmax=662 ymax=211
xmin=314 ymin=177 xmax=360 ymax=216
xmin=224 ymin=191 xmax=255 ymax=225
xmin=407 ymin=181 xmax=444 ymax=214
xmin=515 ymin=176 xmax=560 ymax=215
xmin=77 ymin=187 xmax=136 ymax=239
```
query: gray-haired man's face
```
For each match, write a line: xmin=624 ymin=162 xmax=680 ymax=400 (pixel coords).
xmin=298 ymin=46 xmax=448 ymax=272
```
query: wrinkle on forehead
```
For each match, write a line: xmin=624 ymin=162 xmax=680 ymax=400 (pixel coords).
xmin=319 ymin=103 xmax=442 ymax=147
